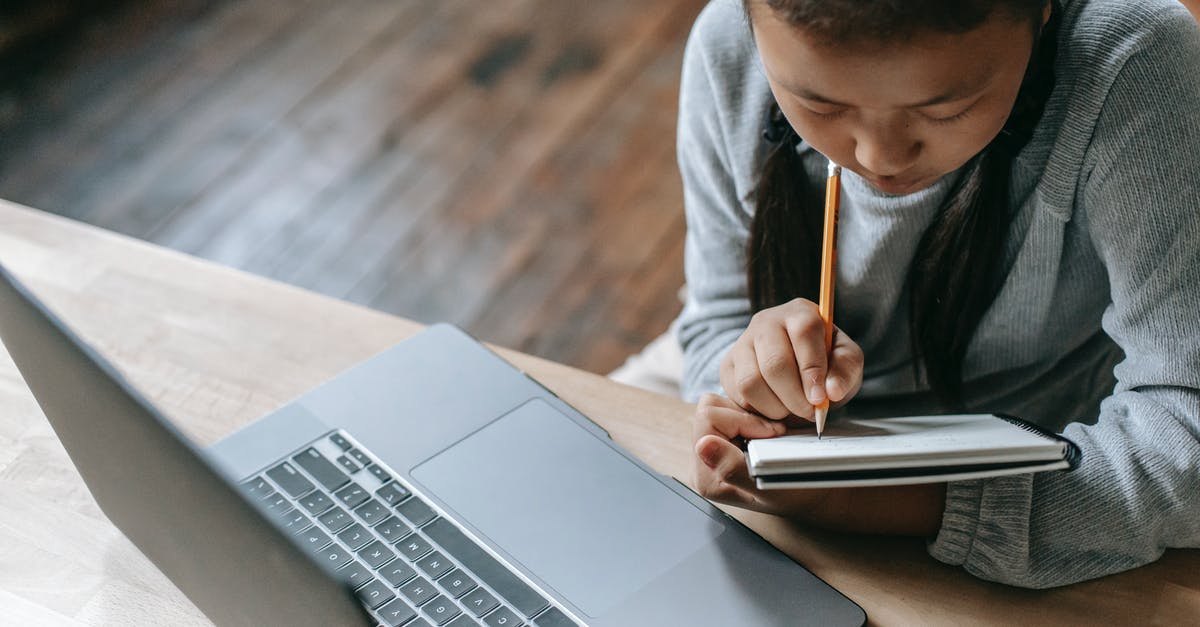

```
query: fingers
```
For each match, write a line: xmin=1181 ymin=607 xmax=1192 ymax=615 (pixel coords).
xmin=691 ymin=396 xmax=774 ymax=508
xmin=692 ymin=394 xmax=787 ymax=442
xmin=722 ymin=302 xmax=821 ymax=419
xmin=722 ymin=339 xmax=789 ymax=419
xmin=719 ymin=299 xmax=865 ymax=421
xmin=690 ymin=395 xmax=838 ymax=515
xmin=784 ymin=309 xmax=829 ymax=412
xmin=693 ymin=434 xmax=761 ymax=506
xmin=753 ymin=326 xmax=812 ymax=418
xmin=825 ymin=326 xmax=864 ymax=405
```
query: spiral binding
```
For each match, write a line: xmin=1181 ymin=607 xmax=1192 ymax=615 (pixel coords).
xmin=994 ymin=413 xmax=1083 ymax=471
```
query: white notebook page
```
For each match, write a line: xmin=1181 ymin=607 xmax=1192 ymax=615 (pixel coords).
xmin=747 ymin=414 xmax=1066 ymax=473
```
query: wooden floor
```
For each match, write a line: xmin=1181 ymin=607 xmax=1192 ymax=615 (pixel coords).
xmin=0 ymin=0 xmax=703 ymax=375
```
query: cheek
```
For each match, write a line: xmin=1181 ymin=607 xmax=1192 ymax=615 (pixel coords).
xmin=778 ymin=107 xmax=856 ymax=164
xmin=930 ymin=107 xmax=1012 ymax=169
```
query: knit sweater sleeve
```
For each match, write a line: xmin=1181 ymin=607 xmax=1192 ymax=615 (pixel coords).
xmin=674 ymin=0 xmax=761 ymax=402
xmin=927 ymin=7 xmax=1200 ymax=588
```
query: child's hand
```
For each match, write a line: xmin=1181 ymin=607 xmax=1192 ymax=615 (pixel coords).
xmin=720 ymin=298 xmax=863 ymax=421
xmin=690 ymin=395 xmax=947 ymax=534
xmin=690 ymin=394 xmax=831 ymax=515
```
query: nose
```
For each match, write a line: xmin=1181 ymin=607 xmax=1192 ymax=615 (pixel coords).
xmin=853 ymin=119 xmax=921 ymax=177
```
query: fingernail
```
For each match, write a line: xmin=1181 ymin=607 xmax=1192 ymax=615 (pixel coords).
xmin=700 ymin=447 xmax=717 ymax=469
xmin=808 ymin=383 xmax=826 ymax=404
xmin=826 ymin=376 xmax=843 ymax=401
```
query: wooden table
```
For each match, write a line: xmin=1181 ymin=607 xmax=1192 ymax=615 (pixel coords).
xmin=1 ymin=199 xmax=1197 ymax=626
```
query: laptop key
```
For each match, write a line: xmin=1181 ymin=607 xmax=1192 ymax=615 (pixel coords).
xmin=335 ymin=455 xmax=361 ymax=474
xmin=316 ymin=543 xmax=354 ymax=570
xmin=439 ymin=568 xmax=477 ymax=599
xmin=358 ymin=540 xmax=397 ymax=570
xmin=356 ymin=578 xmax=396 ymax=610
xmin=298 ymin=491 xmax=334 ymax=516
xmin=358 ymin=579 xmax=397 ymax=611
xmin=281 ymin=510 xmax=313 ymax=534
xmin=335 ymin=483 xmax=371 ymax=509
xmin=377 ymin=598 xmax=418 ymax=627
xmin=424 ymin=518 xmax=549 ymax=618
xmin=338 ymin=561 xmax=372 ymax=590
xmin=530 ymin=607 xmax=577 ymax=627
xmin=318 ymin=506 xmax=353 ymax=533
xmin=375 ymin=516 xmax=412 ymax=543
xmin=347 ymin=447 xmax=371 ymax=467
xmin=461 ymin=588 xmax=499 ymax=617
xmin=400 ymin=576 xmax=438 ymax=606
xmin=239 ymin=476 xmax=272 ymax=499
xmin=329 ymin=432 xmax=353 ymax=450
xmin=396 ymin=496 xmax=437 ymax=526
xmin=337 ymin=523 xmax=373 ymax=550
xmin=366 ymin=464 xmax=392 ymax=484
xmin=267 ymin=506 xmax=298 ymax=526
xmin=421 ymin=594 xmax=461 ymax=625
xmin=300 ymin=527 xmax=333 ymax=553
xmin=376 ymin=482 xmax=411 ymax=506
xmin=417 ymin=551 xmax=454 ymax=580
xmin=380 ymin=560 xmax=417 ymax=587
xmin=293 ymin=448 xmax=350 ymax=491
xmin=266 ymin=461 xmax=315 ymax=498
xmin=262 ymin=493 xmax=291 ymax=517
xmin=483 ymin=607 xmax=523 ymax=627
xmin=354 ymin=499 xmax=389 ymax=526
xmin=397 ymin=533 xmax=433 ymax=561
xmin=449 ymin=616 xmax=483 ymax=627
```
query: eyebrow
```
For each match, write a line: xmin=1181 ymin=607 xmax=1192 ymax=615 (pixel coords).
xmin=789 ymin=81 xmax=985 ymax=108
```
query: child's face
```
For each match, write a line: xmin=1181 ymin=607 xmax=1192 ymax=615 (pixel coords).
xmin=749 ymin=5 xmax=1046 ymax=195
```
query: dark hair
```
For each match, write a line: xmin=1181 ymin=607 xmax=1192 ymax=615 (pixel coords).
xmin=746 ymin=0 xmax=1059 ymax=409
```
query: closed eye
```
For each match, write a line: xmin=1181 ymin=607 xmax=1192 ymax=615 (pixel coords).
xmin=922 ymin=102 xmax=978 ymax=125
xmin=808 ymin=107 xmax=850 ymax=120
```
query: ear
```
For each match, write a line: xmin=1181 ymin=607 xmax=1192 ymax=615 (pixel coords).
xmin=1041 ymin=1 xmax=1053 ymax=28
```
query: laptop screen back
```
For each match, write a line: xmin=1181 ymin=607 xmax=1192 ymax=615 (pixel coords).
xmin=0 ymin=262 xmax=369 ymax=626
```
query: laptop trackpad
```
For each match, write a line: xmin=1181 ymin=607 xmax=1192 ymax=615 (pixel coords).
xmin=411 ymin=398 xmax=723 ymax=618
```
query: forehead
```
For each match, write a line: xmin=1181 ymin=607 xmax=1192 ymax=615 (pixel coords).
xmin=749 ymin=6 xmax=1035 ymax=107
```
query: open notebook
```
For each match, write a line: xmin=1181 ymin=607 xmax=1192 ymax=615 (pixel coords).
xmin=747 ymin=414 xmax=1081 ymax=489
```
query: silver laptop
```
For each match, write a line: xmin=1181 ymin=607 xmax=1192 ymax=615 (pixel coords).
xmin=0 ymin=261 xmax=865 ymax=627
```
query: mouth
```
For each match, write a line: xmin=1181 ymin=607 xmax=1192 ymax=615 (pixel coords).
xmin=862 ymin=173 xmax=932 ymax=196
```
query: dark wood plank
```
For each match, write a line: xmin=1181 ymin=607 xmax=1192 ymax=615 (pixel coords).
xmin=0 ymin=0 xmax=227 ymax=199
xmin=0 ymin=0 xmax=705 ymax=376
xmin=155 ymin=0 xmax=508 ymax=264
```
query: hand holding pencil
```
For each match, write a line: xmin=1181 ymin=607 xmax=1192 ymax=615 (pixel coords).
xmin=716 ymin=158 xmax=860 ymax=436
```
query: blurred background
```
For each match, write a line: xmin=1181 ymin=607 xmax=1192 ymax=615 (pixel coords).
xmin=0 ymin=0 xmax=705 ymax=375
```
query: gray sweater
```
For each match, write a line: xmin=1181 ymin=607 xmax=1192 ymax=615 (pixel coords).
xmin=675 ymin=0 xmax=1200 ymax=587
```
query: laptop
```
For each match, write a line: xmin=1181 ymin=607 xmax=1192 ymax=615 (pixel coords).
xmin=0 ymin=260 xmax=865 ymax=627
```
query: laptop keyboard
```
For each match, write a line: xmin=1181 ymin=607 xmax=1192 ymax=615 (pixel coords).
xmin=239 ymin=431 xmax=579 ymax=627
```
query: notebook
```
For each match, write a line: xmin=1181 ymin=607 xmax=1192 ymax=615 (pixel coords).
xmin=747 ymin=414 xmax=1081 ymax=489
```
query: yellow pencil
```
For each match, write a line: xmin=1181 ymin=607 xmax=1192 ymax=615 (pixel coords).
xmin=815 ymin=160 xmax=841 ymax=439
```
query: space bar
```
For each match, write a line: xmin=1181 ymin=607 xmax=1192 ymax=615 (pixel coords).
xmin=424 ymin=518 xmax=549 ymax=618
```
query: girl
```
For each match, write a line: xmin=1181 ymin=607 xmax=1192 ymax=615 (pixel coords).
xmin=668 ymin=0 xmax=1200 ymax=588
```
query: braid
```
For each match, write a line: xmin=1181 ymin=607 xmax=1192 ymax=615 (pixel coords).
xmin=748 ymin=108 xmax=820 ymax=310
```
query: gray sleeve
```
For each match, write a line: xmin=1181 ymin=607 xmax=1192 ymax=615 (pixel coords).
xmin=674 ymin=1 xmax=760 ymax=402
xmin=928 ymin=9 xmax=1200 ymax=588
